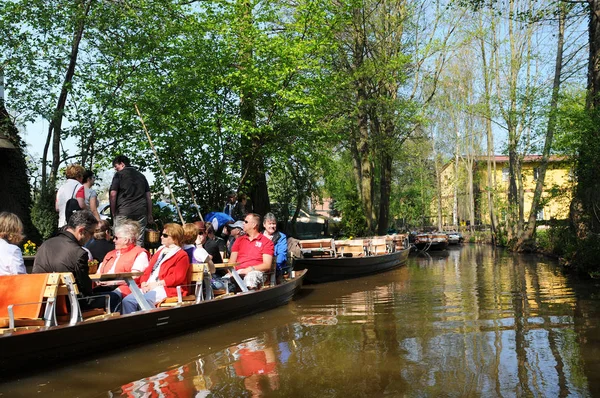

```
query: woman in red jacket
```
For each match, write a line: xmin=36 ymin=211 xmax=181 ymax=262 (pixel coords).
xmin=121 ymin=223 xmax=190 ymax=314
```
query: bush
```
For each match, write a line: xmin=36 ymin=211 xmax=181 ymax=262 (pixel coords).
xmin=31 ymin=186 xmax=58 ymax=241
xmin=535 ymin=224 xmax=575 ymax=257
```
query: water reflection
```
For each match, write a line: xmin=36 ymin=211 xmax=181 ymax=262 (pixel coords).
xmin=116 ymin=337 xmax=281 ymax=397
xmin=101 ymin=245 xmax=600 ymax=397
xmin=2 ymin=246 xmax=600 ymax=397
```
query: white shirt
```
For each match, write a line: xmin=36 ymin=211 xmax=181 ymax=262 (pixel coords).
xmin=183 ymin=244 xmax=210 ymax=263
xmin=56 ymin=179 xmax=84 ymax=227
xmin=0 ymin=239 xmax=26 ymax=275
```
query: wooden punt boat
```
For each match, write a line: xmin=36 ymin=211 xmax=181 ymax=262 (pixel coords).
xmin=293 ymin=237 xmax=410 ymax=284
xmin=0 ymin=269 xmax=306 ymax=375
xmin=413 ymin=233 xmax=449 ymax=251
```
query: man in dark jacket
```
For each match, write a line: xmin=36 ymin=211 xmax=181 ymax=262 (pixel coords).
xmin=33 ymin=210 xmax=100 ymax=309
xmin=110 ymin=155 xmax=153 ymax=246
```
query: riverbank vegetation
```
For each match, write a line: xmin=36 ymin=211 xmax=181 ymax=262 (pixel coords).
xmin=1 ymin=0 xmax=600 ymax=274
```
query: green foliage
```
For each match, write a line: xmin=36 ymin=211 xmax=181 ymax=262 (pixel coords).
xmin=568 ymin=233 xmax=600 ymax=276
xmin=31 ymin=186 xmax=57 ymax=241
xmin=390 ymin=138 xmax=436 ymax=229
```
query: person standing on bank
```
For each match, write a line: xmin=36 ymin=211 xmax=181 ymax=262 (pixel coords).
xmin=56 ymin=164 xmax=87 ymax=228
xmin=109 ymin=155 xmax=153 ymax=246
xmin=223 ymin=192 xmax=237 ymax=217
xmin=82 ymin=170 xmax=101 ymax=221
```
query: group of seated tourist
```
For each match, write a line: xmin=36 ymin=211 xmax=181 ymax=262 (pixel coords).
xmin=0 ymin=205 xmax=289 ymax=319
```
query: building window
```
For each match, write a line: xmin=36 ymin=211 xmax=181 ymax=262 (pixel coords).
xmin=536 ymin=208 xmax=544 ymax=220
xmin=533 ymin=167 xmax=540 ymax=181
xmin=502 ymin=168 xmax=509 ymax=182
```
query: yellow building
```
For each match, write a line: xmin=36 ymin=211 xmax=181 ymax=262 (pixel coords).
xmin=436 ymin=155 xmax=574 ymax=226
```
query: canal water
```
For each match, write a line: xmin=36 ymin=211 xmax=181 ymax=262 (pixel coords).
xmin=2 ymin=245 xmax=600 ymax=397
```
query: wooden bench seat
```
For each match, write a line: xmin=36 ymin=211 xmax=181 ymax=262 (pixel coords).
xmin=53 ymin=273 xmax=117 ymax=324
xmin=0 ymin=273 xmax=62 ymax=330
xmin=1 ymin=272 xmax=118 ymax=331
xmin=160 ymin=263 xmax=209 ymax=307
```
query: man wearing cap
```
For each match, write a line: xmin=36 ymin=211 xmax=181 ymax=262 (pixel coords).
xmin=225 ymin=220 xmax=244 ymax=258
xmin=229 ymin=213 xmax=274 ymax=290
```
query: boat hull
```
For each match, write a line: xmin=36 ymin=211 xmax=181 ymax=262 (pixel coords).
xmin=293 ymin=248 xmax=409 ymax=284
xmin=414 ymin=241 xmax=449 ymax=251
xmin=0 ymin=270 xmax=306 ymax=375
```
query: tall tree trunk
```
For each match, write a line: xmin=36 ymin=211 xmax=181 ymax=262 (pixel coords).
xmin=378 ymin=152 xmax=392 ymax=235
xmin=453 ymin=131 xmax=459 ymax=227
xmin=238 ymin=0 xmax=269 ymax=215
xmin=435 ymin=155 xmax=443 ymax=231
xmin=466 ymin=158 xmax=475 ymax=228
xmin=573 ymin=0 xmax=600 ymax=238
xmin=42 ymin=0 xmax=92 ymax=188
xmin=517 ymin=3 xmax=566 ymax=248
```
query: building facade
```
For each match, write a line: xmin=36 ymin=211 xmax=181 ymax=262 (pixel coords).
xmin=436 ymin=155 xmax=574 ymax=227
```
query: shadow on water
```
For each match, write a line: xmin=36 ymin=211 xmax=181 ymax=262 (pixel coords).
xmin=3 ymin=245 xmax=600 ymax=397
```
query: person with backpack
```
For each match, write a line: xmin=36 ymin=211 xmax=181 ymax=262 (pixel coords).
xmin=55 ymin=164 xmax=87 ymax=228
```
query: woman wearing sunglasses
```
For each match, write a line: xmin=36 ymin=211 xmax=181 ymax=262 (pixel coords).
xmin=121 ymin=223 xmax=190 ymax=314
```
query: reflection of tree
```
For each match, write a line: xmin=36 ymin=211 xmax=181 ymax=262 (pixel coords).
xmin=110 ymin=246 xmax=595 ymax=396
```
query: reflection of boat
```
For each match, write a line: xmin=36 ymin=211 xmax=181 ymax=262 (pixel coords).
xmin=446 ymin=231 xmax=464 ymax=245
xmin=413 ymin=233 xmax=449 ymax=251
xmin=0 ymin=270 xmax=306 ymax=374
xmin=294 ymin=237 xmax=410 ymax=284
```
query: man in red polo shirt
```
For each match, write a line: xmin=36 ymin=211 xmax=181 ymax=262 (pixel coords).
xmin=229 ymin=213 xmax=274 ymax=289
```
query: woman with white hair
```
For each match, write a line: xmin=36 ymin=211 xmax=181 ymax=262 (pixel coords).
xmin=94 ymin=220 xmax=150 ymax=310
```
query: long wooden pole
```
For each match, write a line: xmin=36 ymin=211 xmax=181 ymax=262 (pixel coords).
xmin=177 ymin=155 xmax=204 ymax=221
xmin=134 ymin=104 xmax=185 ymax=225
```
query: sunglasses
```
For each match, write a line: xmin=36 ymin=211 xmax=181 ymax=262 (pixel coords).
xmin=161 ymin=233 xmax=170 ymax=238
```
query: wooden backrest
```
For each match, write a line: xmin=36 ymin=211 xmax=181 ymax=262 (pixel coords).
xmin=298 ymin=239 xmax=335 ymax=251
xmin=0 ymin=274 xmax=51 ymax=319
xmin=370 ymin=238 xmax=388 ymax=255
xmin=190 ymin=263 xmax=207 ymax=282
xmin=334 ymin=239 xmax=366 ymax=256
xmin=55 ymin=273 xmax=81 ymax=316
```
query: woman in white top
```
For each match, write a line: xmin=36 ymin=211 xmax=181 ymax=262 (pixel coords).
xmin=82 ymin=170 xmax=100 ymax=221
xmin=0 ymin=212 xmax=26 ymax=275
xmin=55 ymin=164 xmax=87 ymax=228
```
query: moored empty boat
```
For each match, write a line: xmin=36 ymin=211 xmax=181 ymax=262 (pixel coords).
xmin=413 ymin=233 xmax=449 ymax=251
xmin=293 ymin=236 xmax=410 ymax=284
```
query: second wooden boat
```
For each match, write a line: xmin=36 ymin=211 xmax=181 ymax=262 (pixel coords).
xmin=293 ymin=237 xmax=410 ymax=284
xmin=413 ymin=233 xmax=449 ymax=251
